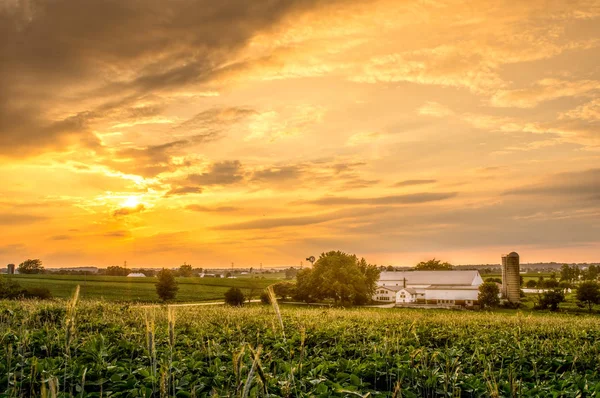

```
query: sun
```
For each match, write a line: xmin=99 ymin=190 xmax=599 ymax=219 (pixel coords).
xmin=122 ymin=196 xmax=141 ymax=208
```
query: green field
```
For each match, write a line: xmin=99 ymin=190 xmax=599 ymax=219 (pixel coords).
xmin=7 ymin=274 xmax=284 ymax=303
xmin=2 ymin=300 xmax=599 ymax=397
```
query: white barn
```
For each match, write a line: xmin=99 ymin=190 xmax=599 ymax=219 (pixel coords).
xmin=373 ymin=270 xmax=484 ymax=307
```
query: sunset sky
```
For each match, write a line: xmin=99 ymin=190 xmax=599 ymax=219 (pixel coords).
xmin=1 ymin=0 xmax=599 ymax=268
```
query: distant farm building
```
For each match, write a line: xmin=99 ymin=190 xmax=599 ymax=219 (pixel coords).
xmin=373 ymin=270 xmax=484 ymax=307
xmin=126 ymin=273 xmax=146 ymax=277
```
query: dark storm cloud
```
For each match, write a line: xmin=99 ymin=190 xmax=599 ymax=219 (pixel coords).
xmin=394 ymin=179 xmax=437 ymax=187
xmin=308 ymin=192 xmax=458 ymax=206
xmin=187 ymin=161 xmax=245 ymax=186
xmin=0 ymin=0 xmax=345 ymax=156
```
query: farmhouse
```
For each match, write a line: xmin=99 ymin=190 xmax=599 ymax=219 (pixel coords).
xmin=373 ymin=270 xmax=483 ymax=307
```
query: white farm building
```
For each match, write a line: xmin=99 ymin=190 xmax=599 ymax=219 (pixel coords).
xmin=373 ymin=270 xmax=484 ymax=307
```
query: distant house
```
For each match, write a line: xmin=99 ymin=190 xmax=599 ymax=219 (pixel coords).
xmin=200 ymin=273 xmax=217 ymax=278
xmin=374 ymin=270 xmax=484 ymax=307
xmin=126 ymin=273 xmax=146 ymax=277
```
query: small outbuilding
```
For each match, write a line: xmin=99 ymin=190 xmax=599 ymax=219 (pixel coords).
xmin=126 ymin=272 xmax=146 ymax=277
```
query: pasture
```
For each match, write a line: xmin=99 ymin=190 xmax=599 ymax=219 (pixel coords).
xmin=1 ymin=298 xmax=600 ymax=397
xmin=7 ymin=274 xmax=283 ymax=303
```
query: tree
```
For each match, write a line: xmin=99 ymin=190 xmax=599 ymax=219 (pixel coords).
xmin=179 ymin=263 xmax=193 ymax=277
xmin=18 ymin=259 xmax=44 ymax=274
xmin=478 ymin=282 xmax=500 ymax=309
xmin=576 ymin=281 xmax=600 ymax=312
xmin=294 ymin=251 xmax=380 ymax=305
xmin=284 ymin=267 xmax=298 ymax=280
xmin=415 ymin=258 xmax=452 ymax=270
xmin=106 ymin=266 xmax=129 ymax=276
xmin=272 ymin=281 xmax=296 ymax=300
xmin=525 ymin=279 xmax=537 ymax=288
xmin=224 ymin=287 xmax=245 ymax=306
xmin=155 ymin=269 xmax=178 ymax=302
xmin=245 ymin=277 xmax=262 ymax=302
xmin=535 ymin=289 xmax=565 ymax=311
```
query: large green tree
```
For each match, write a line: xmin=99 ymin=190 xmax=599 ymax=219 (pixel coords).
xmin=294 ymin=251 xmax=379 ymax=305
xmin=178 ymin=263 xmax=193 ymax=277
xmin=576 ymin=281 xmax=600 ymax=312
xmin=478 ymin=282 xmax=500 ymax=309
xmin=415 ymin=258 xmax=452 ymax=270
xmin=18 ymin=259 xmax=44 ymax=274
xmin=155 ymin=269 xmax=178 ymax=302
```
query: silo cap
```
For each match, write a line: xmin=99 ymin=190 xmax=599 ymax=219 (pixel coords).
xmin=507 ymin=252 xmax=519 ymax=257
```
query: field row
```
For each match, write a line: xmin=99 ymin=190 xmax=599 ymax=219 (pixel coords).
xmin=2 ymin=300 xmax=600 ymax=396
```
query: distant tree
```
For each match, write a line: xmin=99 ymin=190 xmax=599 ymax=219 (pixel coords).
xmin=225 ymin=272 xmax=232 ymax=278
xmin=525 ymin=280 xmax=537 ymax=289
xmin=582 ymin=265 xmax=599 ymax=281
xmin=386 ymin=265 xmax=395 ymax=271
xmin=415 ymin=258 xmax=452 ymax=270
xmin=485 ymin=277 xmax=502 ymax=284
xmin=535 ymin=289 xmax=565 ymax=311
xmin=576 ymin=281 xmax=600 ymax=312
xmin=106 ymin=266 xmax=129 ymax=276
xmin=179 ymin=263 xmax=193 ymax=277
xmin=544 ymin=278 xmax=559 ymax=289
xmin=18 ymin=259 xmax=44 ymax=274
xmin=294 ymin=251 xmax=380 ymax=305
xmin=272 ymin=281 xmax=296 ymax=300
xmin=155 ymin=269 xmax=178 ymax=302
xmin=284 ymin=267 xmax=298 ymax=280
xmin=537 ymin=276 xmax=545 ymax=288
xmin=245 ymin=277 xmax=262 ymax=302
xmin=141 ymin=269 xmax=157 ymax=277
xmin=224 ymin=287 xmax=245 ymax=306
xmin=478 ymin=282 xmax=500 ymax=309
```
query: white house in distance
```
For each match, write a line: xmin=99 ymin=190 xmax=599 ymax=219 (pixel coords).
xmin=126 ymin=272 xmax=146 ymax=277
xmin=373 ymin=270 xmax=484 ymax=307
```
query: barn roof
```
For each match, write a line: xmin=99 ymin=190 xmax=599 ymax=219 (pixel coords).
xmin=378 ymin=270 xmax=482 ymax=286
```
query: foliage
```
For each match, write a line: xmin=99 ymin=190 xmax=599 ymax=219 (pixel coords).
xmin=535 ymin=289 xmax=565 ymax=311
xmin=414 ymin=258 xmax=452 ymax=270
xmin=17 ymin=259 xmax=44 ymax=274
xmin=0 ymin=277 xmax=52 ymax=300
xmin=284 ymin=267 xmax=298 ymax=280
xmin=272 ymin=281 xmax=296 ymax=300
xmin=2 ymin=302 xmax=600 ymax=396
xmin=295 ymin=251 xmax=380 ymax=305
xmin=224 ymin=287 xmax=245 ymax=306
xmin=155 ymin=269 xmax=178 ymax=302
xmin=178 ymin=264 xmax=193 ymax=277
xmin=478 ymin=282 xmax=500 ymax=309
xmin=525 ymin=280 xmax=537 ymax=288
xmin=560 ymin=264 xmax=580 ymax=282
xmin=581 ymin=265 xmax=600 ymax=281
xmin=485 ymin=277 xmax=502 ymax=284
xmin=576 ymin=281 xmax=600 ymax=312
xmin=105 ymin=266 xmax=130 ymax=276
xmin=260 ymin=291 xmax=270 ymax=304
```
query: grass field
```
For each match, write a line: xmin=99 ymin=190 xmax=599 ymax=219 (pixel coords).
xmin=2 ymin=299 xmax=599 ymax=397
xmin=6 ymin=274 xmax=284 ymax=302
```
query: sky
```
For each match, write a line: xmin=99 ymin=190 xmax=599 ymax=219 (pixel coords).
xmin=1 ymin=0 xmax=599 ymax=268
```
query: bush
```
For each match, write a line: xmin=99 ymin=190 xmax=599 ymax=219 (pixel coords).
xmin=260 ymin=291 xmax=270 ymax=304
xmin=224 ymin=287 xmax=245 ymax=306
xmin=23 ymin=287 xmax=52 ymax=300
xmin=525 ymin=280 xmax=537 ymax=288
xmin=478 ymin=282 xmax=500 ymax=309
xmin=535 ymin=289 xmax=565 ymax=311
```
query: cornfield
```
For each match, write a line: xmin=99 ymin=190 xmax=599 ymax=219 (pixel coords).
xmin=1 ymin=298 xmax=600 ymax=397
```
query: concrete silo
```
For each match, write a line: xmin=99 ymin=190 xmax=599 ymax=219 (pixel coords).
xmin=7 ymin=263 xmax=15 ymax=275
xmin=501 ymin=252 xmax=520 ymax=303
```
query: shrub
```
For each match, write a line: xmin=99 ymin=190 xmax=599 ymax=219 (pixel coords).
xmin=155 ymin=269 xmax=178 ymax=302
xmin=260 ymin=291 xmax=270 ymax=304
xmin=224 ymin=287 xmax=245 ymax=306
xmin=23 ymin=287 xmax=52 ymax=300
xmin=535 ymin=289 xmax=565 ymax=311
